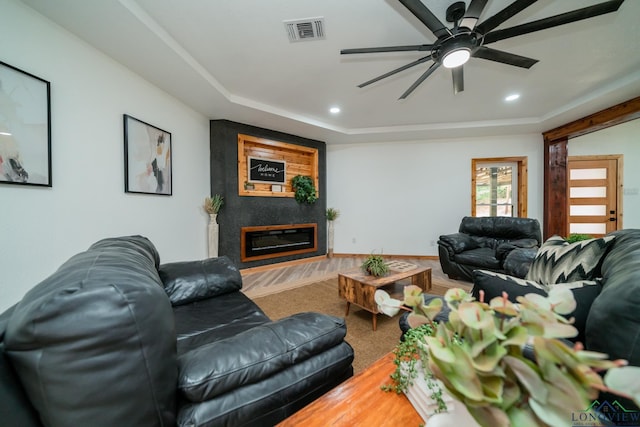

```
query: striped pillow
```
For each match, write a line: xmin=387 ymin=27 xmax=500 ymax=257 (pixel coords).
xmin=525 ymin=235 xmax=615 ymax=285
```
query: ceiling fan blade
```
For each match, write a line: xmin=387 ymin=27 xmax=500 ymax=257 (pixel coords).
xmin=473 ymin=46 xmax=538 ymax=68
xmin=399 ymin=62 xmax=440 ymax=99
xmin=358 ymin=55 xmax=433 ymax=88
xmin=483 ymin=0 xmax=625 ymax=44
xmin=452 ymin=66 xmax=464 ymax=94
xmin=460 ymin=0 xmax=489 ymax=30
xmin=475 ymin=0 xmax=538 ymax=35
xmin=398 ymin=0 xmax=451 ymax=38
xmin=341 ymin=45 xmax=432 ymax=54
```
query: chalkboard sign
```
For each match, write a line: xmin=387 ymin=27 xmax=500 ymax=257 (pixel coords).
xmin=248 ymin=156 xmax=286 ymax=184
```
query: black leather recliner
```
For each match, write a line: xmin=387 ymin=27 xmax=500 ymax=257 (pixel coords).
xmin=438 ymin=216 xmax=542 ymax=282
xmin=0 ymin=236 xmax=354 ymax=427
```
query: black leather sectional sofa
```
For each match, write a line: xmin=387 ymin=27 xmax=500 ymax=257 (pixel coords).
xmin=0 ymin=236 xmax=354 ymax=427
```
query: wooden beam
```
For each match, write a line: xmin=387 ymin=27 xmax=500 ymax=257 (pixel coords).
xmin=543 ymin=96 xmax=640 ymax=143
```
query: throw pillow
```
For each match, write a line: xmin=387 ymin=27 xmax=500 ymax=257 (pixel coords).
xmin=472 ymin=270 xmax=546 ymax=302
xmin=472 ymin=270 xmax=601 ymax=343
xmin=525 ymin=235 xmax=615 ymax=285
xmin=159 ymin=257 xmax=242 ymax=306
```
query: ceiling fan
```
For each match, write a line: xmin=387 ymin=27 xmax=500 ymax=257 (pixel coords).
xmin=340 ymin=0 xmax=625 ymax=99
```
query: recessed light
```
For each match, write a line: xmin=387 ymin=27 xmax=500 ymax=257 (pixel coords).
xmin=505 ymin=93 xmax=520 ymax=102
xmin=329 ymin=106 xmax=341 ymax=114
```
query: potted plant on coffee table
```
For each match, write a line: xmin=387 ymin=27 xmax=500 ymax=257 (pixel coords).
xmin=361 ymin=253 xmax=389 ymax=277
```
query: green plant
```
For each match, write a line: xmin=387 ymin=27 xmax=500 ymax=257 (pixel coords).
xmin=203 ymin=194 xmax=224 ymax=214
xmin=375 ymin=285 xmax=638 ymax=426
xmin=291 ymin=175 xmax=317 ymax=204
xmin=326 ymin=207 xmax=340 ymax=221
xmin=565 ymin=233 xmax=594 ymax=244
xmin=361 ymin=253 xmax=389 ymax=277
xmin=381 ymin=323 xmax=449 ymax=414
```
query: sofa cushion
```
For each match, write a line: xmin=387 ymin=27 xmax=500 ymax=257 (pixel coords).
xmin=472 ymin=270 xmax=601 ymax=344
xmin=525 ymin=235 xmax=615 ymax=285
xmin=159 ymin=256 xmax=242 ymax=306
xmin=4 ymin=236 xmax=177 ymax=427
xmin=454 ymin=247 xmax=501 ymax=269
xmin=177 ymin=313 xmax=348 ymax=402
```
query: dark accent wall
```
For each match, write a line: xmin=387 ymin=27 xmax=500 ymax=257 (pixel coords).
xmin=210 ymin=120 xmax=326 ymax=269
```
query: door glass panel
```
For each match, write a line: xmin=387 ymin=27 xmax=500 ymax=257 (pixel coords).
xmin=570 ymin=187 xmax=607 ymax=198
xmin=570 ymin=205 xmax=607 ymax=216
xmin=570 ymin=223 xmax=607 ymax=234
xmin=570 ymin=168 xmax=607 ymax=180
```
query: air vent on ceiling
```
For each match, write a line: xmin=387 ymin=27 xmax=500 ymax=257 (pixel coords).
xmin=284 ymin=17 xmax=325 ymax=42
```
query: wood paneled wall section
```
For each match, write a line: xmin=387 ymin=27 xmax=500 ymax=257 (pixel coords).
xmin=542 ymin=96 xmax=640 ymax=239
xmin=237 ymin=133 xmax=319 ymax=198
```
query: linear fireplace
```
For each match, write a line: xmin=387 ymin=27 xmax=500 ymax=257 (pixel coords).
xmin=241 ymin=223 xmax=317 ymax=262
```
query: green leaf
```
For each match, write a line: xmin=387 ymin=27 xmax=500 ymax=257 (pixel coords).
xmin=503 ymin=356 xmax=548 ymax=403
xmin=473 ymin=342 xmax=507 ymax=373
xmin=502 ymin=325 xmax=528 ymax=347
xmin=529 ymin=385 xmax=587 ymax=427
xmin=458 ymin=302 xmax=495 ymax=330
xmin=466 ymin=405 xmax=510 ymax=427
xmin=506 ymin=406 xmax=541 ymax=427
xmin=424 ymin=336 xmax=456 ymax=363
xmin=501 ymin=377 xmax=522 ymax=410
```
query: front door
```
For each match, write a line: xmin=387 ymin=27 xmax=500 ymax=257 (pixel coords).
xmin=567 ymin=156 xmax=622 ymax=236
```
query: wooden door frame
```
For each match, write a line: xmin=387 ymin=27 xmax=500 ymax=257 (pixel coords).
xmin=471 ymin=157 xmax=528 ymax=217
xmin=542 ymin=96 xmax=640 ymax=239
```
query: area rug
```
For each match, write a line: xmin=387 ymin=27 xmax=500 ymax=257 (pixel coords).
xmin=251 ymin=278 xmax=463 ymax=377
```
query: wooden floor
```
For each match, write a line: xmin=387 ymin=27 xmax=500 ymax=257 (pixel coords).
xmin=241 ymin=255 xmax=468 ymax=299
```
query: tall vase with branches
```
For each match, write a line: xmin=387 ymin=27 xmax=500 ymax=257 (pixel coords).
xmin=204 ymin=195 xmax=224 ymax=258
xmin=326 ymin=208 xmax=340 ymax=258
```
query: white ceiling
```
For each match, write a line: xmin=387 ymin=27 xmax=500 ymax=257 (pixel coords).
xmin=21 ymin=0 xmax=640 ymax=144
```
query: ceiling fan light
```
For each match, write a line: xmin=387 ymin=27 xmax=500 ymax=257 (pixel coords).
xmin=442 ymin=48 xmax=470 ymax=68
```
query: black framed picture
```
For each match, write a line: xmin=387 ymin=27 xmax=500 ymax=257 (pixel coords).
xmin=123 ymin=114 xmax=172 ymax=195
xmin=248 ymin=156 xmax=286 ymax=184
xmin=0 ymin=60 xmax=52 ymax=187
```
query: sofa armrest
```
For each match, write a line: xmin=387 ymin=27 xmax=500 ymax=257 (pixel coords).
xmin=438 ymin=233 xmax=479 ymax=255
xmin=177 ymin=312 xmax=347 ymax=402
xmin=159 ymin=256 xmax=242 ymax=306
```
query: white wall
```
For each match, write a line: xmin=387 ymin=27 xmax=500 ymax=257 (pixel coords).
xmin=326 ymin=134 xmax=544 ymax=256
xmin=0 ymin=1 xmax=211 ymax=311
xmin=569 ymin=119 xmax=640 ymax=229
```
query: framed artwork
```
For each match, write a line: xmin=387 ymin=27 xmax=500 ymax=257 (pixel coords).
xmin=0 ymin=60 xmax=52 ymax=187
xmin=247 ymin=156 xmax=286 ymax=184
xmin=123 ymin=114 xmax=172 ymax=195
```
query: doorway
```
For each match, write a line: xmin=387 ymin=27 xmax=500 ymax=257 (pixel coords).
xmin=567 ymin=155 xmax=623 ymax=236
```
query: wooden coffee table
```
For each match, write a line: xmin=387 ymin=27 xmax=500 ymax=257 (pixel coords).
xmin=276 ymin=352 xmax=423 ymax=426
xmin=338 ymin=265 xmax=431 ymax=330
